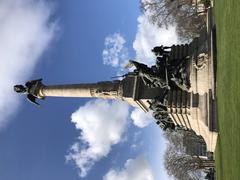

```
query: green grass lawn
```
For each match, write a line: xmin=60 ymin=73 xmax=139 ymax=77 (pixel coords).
xmin=215 ymin=0 xmax=240 ymax=179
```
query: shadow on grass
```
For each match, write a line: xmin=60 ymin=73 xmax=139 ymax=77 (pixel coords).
xmin=215 ymin=136 xmax=224 ymax=180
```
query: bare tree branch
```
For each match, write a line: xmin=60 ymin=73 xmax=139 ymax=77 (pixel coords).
xmin=140 ymin=0 xmax=207 ymax=41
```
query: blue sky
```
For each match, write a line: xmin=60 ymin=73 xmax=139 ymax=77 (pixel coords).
xmin=0 ymin=0 xmax=178 ymax=179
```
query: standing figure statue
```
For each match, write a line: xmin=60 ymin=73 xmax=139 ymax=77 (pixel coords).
xmin=152 ymin=46 xmax=191 ymax=91
xmin=125 ymin=60 xmax=169 ymax=88
xmin=168 ymin=56 xmax=191 ymax=91
xmin=152 ymin=46 xmax=172 ymax=57
xmin=14 ymin=79 xmax=44 ymax=106
xmin=149 ymin=98 xmax=175 ymax=131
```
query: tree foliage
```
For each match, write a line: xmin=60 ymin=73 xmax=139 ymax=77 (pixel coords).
xmin=140 ymin=0 xmax=207 ymax=41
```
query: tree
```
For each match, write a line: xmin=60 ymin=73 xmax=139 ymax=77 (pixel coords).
xmin=140 ymin=0 xmax=207 ymax=41
xmin=140 ymin=0 xmax=176 ymax=28
xmin=163 ymin=128 xmax=185 ymax=151
xmin=164 ymin=146 xmax=215 ymax=180
xmin=163 ymin=129 xmax=206 ymax=153
xmin=163 ymin=129 xmax=215 ymax=180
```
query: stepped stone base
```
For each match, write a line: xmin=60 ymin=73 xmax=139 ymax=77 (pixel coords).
xmin=130 ymin=10 xmax=218 ymax=152
xmin=167 ymin=9 xmax=218 ymax=152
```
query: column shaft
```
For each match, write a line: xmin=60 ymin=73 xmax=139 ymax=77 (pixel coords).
xmin=37 ymin=81 xmax=122 ymax=99
xmin=39 ymin=84 xmax=95 ymax=98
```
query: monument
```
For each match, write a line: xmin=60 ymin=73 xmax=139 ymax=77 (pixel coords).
xmin=14 ymin=27 xmax=218 ymax=153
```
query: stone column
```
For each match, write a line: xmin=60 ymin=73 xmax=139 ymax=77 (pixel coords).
xmin=37 ymin=80 xmax=123 ymax=99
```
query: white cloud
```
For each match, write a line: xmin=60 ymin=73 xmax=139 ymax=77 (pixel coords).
xmin=66 ymin=100 xmax=129 ymax=177
xmin=103 ymin=156 xmax=154 ymax=180
xmin=102 ymin=17 xmax=178 ymax=75
xmin=133 ymin=14 xmax=178 ymax=65
xmin=0 ymin=0 xmax=57 ymax=128
xmin=103 ymin=33 xmax=129 ymax=68
xmin=130 ymin=108 xmax=154 ymax=128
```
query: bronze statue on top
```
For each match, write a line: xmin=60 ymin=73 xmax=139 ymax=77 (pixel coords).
xmin=14 ymin=79 xmax=44 ymax=106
